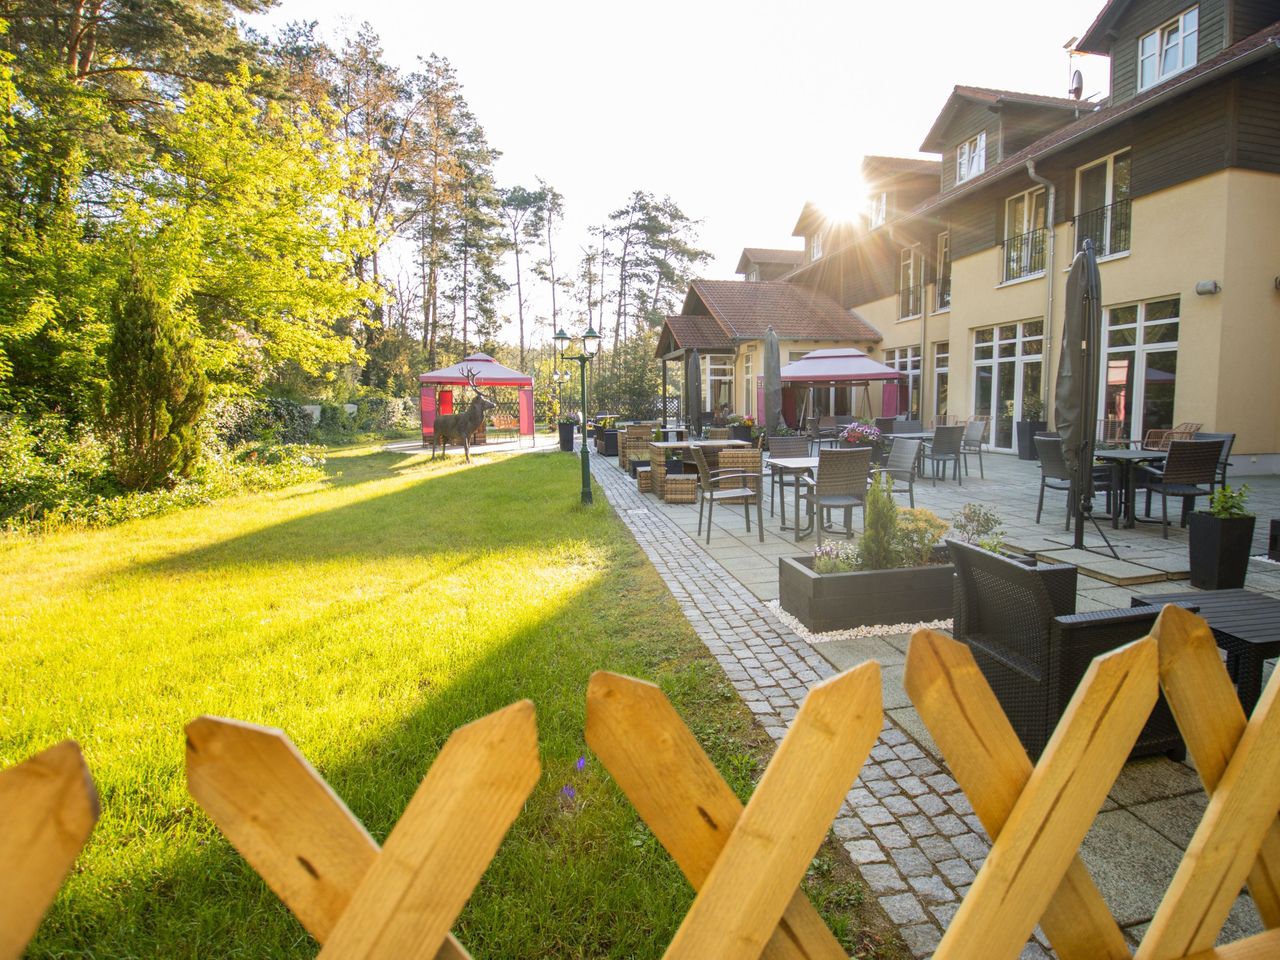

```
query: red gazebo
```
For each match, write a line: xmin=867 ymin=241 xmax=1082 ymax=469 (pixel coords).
xmin=417 ymin=353 xmax=535 ymax=446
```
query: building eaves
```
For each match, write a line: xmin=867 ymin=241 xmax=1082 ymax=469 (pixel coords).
xmin=903 ymin=24 xmax=1280 ymax=225
xmin=1078 ymin=0 xmax=1133 ymax=54
xmin=735 ymin=247 xmax=805 ymax=274
xmin=919 ymin=85 xmax=1090 ymax=153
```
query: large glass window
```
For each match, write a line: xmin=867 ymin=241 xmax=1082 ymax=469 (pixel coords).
xmin=935 ymin=232 xmax=952 ymax=310
xmin=934 ymin=341 xmax=950 ymax=422
xmin=703 ymin=355 xmax=734 ymax=416
xmin=972 ymin=320 xmax=1043 ymax=451
xmin=1076 ymin=150 xmax=1131 ymax=257
xmin=743 ymin=352 xmax=754 ymax=417
xmin=1101 ymin=298 xmax=1180 ymax=441
xmin=1002 ymin=188 xmax=1048 ymax=282
xmin=884 ymin=345 xmax=922 ymax=419
xmin=1139 ymin=6 xmax=1198 ymax=90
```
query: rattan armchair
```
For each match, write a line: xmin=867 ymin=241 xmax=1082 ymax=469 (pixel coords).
xmin=690 ymin=447 xmax=763 ymax=544
xmin=948 ymin=540 xmax=1184 ymax=761
xmin=920 ymin=424 xmax=964 ymax=485
xmin=1192 ymin=431 xmax=1235 ymax=494
xmin=1139 ymin=438 xmax=1224 ymax=538
xmin=798 ymin=447 xmax=871 ymax=546
xmin=960 ymin=419 xmax=989 ymax=478
xmin=1140 ymin=421 xmax=1202 ymax=451
xmin=872 ymin=437 xmax=920 ymax=507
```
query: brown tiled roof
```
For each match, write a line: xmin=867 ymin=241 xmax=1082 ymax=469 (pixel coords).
xmin=920 ymin=85 xmax=1089 ymax=152
xmin=735 ymin=247 xmax=805 ymax=274
xmin=687 ymin=279 xmax=882 ymax=343
xmin=906 ymin=23 xmax=1280 ymax=223
xmin=659 ymin=314 xmax=733 ymax=353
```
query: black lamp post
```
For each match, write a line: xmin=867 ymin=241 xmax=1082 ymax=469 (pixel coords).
xmin=554 ymin=325 xmax=601 ymax=504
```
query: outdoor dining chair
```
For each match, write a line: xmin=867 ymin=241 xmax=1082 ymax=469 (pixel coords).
xmin=1140 ymin=421 xmax=1202 ymax=451
xmin=799 ymin=447 xmax=871 ymax=547
xmin=1139 ymin=438 xmax=1224 ymax=538
xmin=920 ymin=424 xmax=963 ymax=485
xmin=1192 ymin=431 xmax=1236 ymax=494
xmin=765 ymin=435 xmax=811 ymax=517
xmin=1034 ymin=435 xmax=1114 ymax=530
xmin=960 ymin=418 xmax=989 ymax=478
xmin=874 ymin=416 xmax=897 ymax=435
xmin=872 ymin=437 xmax=920 ymax=507
xmin=690 ymin=447 xmax=764 ymax=545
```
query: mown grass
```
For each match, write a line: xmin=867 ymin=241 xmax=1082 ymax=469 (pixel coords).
xmin=0 ymin=445 xmax=905 ymax=958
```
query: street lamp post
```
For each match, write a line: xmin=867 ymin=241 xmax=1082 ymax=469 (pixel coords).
xmin=554 ymin=325 xmax=601 ymax=505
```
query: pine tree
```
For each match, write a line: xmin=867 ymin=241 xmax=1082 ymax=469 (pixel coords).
xmin=105 ymin=267 xmax=208 ymax=490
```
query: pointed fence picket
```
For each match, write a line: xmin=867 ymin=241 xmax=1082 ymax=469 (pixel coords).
xmin=5 ymin=604 xmax=1280 ymax=960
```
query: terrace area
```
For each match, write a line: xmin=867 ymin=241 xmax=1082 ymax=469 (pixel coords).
xmin=588 ymin=441 xmax=1280 ymax=957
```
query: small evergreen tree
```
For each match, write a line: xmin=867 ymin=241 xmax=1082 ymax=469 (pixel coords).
xmin=105 ymin=268 xmax=207 ymax=490
xmin=858 ymin=472 xmax=899 ymax=571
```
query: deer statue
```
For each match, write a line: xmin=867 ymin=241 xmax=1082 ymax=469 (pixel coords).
xmin=431 ymin=367 xmax=496 ymax=463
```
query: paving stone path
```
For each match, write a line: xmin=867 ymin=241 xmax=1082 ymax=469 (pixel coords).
xmin=588 ymin=451 xmax=1050 ymax=958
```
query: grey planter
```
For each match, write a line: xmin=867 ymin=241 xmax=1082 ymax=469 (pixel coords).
xmin=778 ymin=555 xmax=955 ymax=632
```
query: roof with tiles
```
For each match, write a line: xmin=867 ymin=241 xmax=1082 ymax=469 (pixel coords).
xmin=685 ymin=279 xmax=881 ymax=343
xmin=920 ymin=84 xmax=1090 ymax=152
xmin=735 ymin=247 xmax=806 ymax=274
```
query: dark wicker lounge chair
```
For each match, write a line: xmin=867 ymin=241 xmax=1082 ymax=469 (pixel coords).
xmin=920 ymin=424 xmax=963 ymax=485
xmin=948 ymin=540 xmax=1184 ymax=761
xmin=691 ymin=447 xmax=763 ymax=544
xmin=1192 ymin=431 xmax=1235 ymax=494
xmin=960 ymin=419 xmax=989 ymax=478
xmin=1139 ymin=438 xmax=1224 ymax=538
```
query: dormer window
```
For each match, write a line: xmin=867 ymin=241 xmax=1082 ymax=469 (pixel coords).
xmin=811 ymin=233 xmax=823 ymax=261
xmin=956 ymin=132 xmax=986 ymax=184
xmin=1139 ymin=6 xmax=1198 ymax=91
xmin=869 ymin=191 xmax=887 ymax=228
xmin=746 ymin=268 xmax=759 ymax=282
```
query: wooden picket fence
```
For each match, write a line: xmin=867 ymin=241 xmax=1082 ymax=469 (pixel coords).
xmin=2 ymin=605 xmax=1278 ymax=959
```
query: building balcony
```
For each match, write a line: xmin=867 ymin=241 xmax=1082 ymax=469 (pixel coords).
xmin=1074 ymin=199 xmax=1132 ymax=259
xmin=1001 ymin=227 xmax=1047 ymax=284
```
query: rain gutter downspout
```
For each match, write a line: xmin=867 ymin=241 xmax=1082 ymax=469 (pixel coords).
xmin=1026 ymin=159 xmax=1055 ymax=417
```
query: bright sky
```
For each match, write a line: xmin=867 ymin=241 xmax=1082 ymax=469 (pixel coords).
xmin=254 ymin=1 xmax=1111 ymax=331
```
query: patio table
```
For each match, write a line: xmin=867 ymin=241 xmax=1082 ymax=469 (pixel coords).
xmin=766 ymin=456 xmax=820 ymax=542
xmin=1094 ymin=448 xmax=1166 ymax=528
xmin=1131 ymin=589 xmax=1280 ymax=714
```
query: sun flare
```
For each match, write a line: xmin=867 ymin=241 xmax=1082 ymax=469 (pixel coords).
xmin=809 ymin=162 xmax=871 ymax=228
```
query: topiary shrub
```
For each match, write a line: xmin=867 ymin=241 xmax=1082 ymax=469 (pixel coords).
xmin=857 ymin=472 xmax=899 ymax=571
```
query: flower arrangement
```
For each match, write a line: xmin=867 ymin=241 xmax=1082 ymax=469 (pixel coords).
xmin=726 ymin=414 xmax=756 ymax=427
xmin=839 ymin=421 xmax=881 ymax=445
xmin=810 ymin=474 xmax=949 ymax=572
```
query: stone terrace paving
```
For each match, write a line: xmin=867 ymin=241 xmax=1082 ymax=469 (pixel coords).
xmin=587 ymin=442 xmax=1280 ymax=957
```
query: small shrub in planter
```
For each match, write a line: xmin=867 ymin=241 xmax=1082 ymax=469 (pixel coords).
xmin=1189 ymin=483 xmax=1255 ymax=589
xmin=779 ymin=474 xmax=954 ymax=631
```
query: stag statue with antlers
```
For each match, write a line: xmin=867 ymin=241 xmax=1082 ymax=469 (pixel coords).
xmin=430 ymin=366 xmax=496 ymax=463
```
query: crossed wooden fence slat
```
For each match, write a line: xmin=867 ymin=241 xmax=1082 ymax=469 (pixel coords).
xmin=3 ymin=606 xmax=1279 ymax=959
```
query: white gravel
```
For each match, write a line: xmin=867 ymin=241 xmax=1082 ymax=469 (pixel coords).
xmin=767 ymin=600 xmax=952 ymax=645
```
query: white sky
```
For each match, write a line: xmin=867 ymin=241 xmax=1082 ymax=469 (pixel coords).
xmin=254 ymin=1 xmax=1111 ymax=336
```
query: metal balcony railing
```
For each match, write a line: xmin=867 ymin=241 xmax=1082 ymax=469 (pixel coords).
xmin=936 ymin=268 xmax=952 ymax=309
xmin=1001 ymin=227 xmax=1047 ymax=283
xmin=1074 ymin=199 xmax=1132 ymax=258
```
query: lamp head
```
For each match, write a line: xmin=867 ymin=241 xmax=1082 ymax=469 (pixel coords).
xmin=553 ymin=328 xmax=571 ymax=355
xmin=582 ymin=326 xmax=601 ymax=358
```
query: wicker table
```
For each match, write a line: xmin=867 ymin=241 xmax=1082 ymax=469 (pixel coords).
xmin=1132 ymin=589 xmax=1280 ymax=714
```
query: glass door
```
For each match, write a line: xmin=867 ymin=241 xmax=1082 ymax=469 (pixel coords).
xmin=1100 ymin=299 xmax=1179 ymax=442
xmin=972 ymin=321 xmax=1043 ymax=451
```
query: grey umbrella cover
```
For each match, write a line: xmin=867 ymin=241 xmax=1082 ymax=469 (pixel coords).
xmin=686 ymin=349 xmax=702 ymax=438
xmin=1055 ymin=241 xmax=1102 ymax=505
xmin=763 ymin=326 xmax=782 ymax=437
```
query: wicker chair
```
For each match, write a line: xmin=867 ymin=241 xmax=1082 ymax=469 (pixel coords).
xmin=706 ymin=427 xmax=731 ymax=441
xmin=872 ymin=437 xmax=920 ymax=508
xmin=920 ymin=424 xmax=964 ymax=485
xmin=874 ymin=416 xmax=897 ymax=435
xmin=766 ymin=435 xmax=811 ymax=518
xmin=960 ymin=419 xmax=989 ymax=478
xmin=948 ymin=539 xmax=1185 ymax=761
xmin=1034 ymin=435 xmax=1073 ymax=530
xmin=690 ymin=447 xmax=763 ymax=544
xmin=1192 ymin=431 xmax=1236 ymax=494
xmin=1140 ymin=421 xmax=1202 ymax=451
xmin=1139 ymin=439 xmax=1224 ymax=538
xmin=798 ymin=447 xmax=871 ymax=546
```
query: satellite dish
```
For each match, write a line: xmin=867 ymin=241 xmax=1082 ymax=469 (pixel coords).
xmin=1069 ymin=70 xmax=1084 ymax=100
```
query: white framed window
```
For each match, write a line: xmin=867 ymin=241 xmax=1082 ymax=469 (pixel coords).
xmin=933 ymin=341 xmax=950 ymax=421
xmin=884 ymin=345 xmax=922 ymax=420
xmin=703 ymin=356 xmax=735 ymax=414
xmin=1075 ymin=149 xmax=1132 ymax=257
xmin=972 ymin=320 xmax=1044 ymax=451
xmin=869 ymin=191 xmax=887 ymax=228
xmin=746 ymin=268 xmax=760 ymax=282
xmin=743 ymin=352 xmax=754 ymax=417
xmin=899 ymin=247 xmax=921 ymax=319
xmin=956 ymin=131 xmax=986 ymax=183
xmin=935 ymin=232 xmax=951 ymax=310
xmin=811 ymin=233 xmax=823 ymax=261
xmin=1101 ymin=298 xmax=1180 ymax=442
xmin=1139 ymin=6 xmax=1198 ymax=91
xmin=1002 ymin=187 xmax=1048 ymax=282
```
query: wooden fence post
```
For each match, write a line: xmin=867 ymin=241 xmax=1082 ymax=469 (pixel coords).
xmin=0 ymin=740 xmax=99 ymax=960
xmin=186 ymin=700 xmax=539 ymax=959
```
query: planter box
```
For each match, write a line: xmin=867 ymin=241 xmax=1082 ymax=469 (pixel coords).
xmin=595 ymin=429 xmax=618 ymax=456
xmin=558 ymin=422 xmax=576 ymax=452
xmin=1188 ymin=512 xmax=1255 ymax=590
xmin=730 ymin=424 xmax=753 ymax=442
xmin=1015 ymin=420 xmax=1048 ymax=460
xmin=779 ymin=555 xmax=955 ymax=632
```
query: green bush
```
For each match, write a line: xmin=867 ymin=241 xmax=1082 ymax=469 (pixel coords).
xmin=208 ymin=397 xmax=314 ymax=447
xmin=0 ymin=415 xmax=114 ymax=527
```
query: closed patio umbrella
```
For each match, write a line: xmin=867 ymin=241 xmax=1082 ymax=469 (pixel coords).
xmin=763 ymin=326 xmax=782 ymax=437
xmin=685 ymin=349 xmax=702 ymax=438
xmin=1055 ymin=239 xmax=1103 ymax=549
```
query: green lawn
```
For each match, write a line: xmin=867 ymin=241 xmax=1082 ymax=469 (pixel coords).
xmin=0 ymin=446 xmax=902 ymax=958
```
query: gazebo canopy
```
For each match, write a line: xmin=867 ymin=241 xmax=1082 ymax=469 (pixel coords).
xmin=417 ymin=352 xmax=533 ymax=387
xmin=780 ymin=348 xmax=901 ymax=384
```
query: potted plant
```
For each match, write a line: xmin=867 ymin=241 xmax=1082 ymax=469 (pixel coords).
xmin=778 ymin=474 xmax=955 ymax=631
xmin=727 ymin=414 xmax=755 ymax=442
xmin=557 ymin=415 xmax=578 ymax=452
xmin=1188 ymin=483 xmax=1255 ymax=589
xmin=1016 ymin=395 xmax=1048 ymax=461
xmin=594 ymin=416 xmax=618 ymax=456
xmin=838 ymin=421 xmax=884 ymax=462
